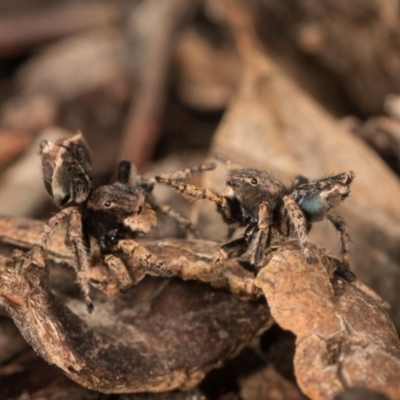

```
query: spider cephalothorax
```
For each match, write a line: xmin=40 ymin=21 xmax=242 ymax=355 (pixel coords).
xmin=156 ymin=160 xmax=354 ymax=272
xmin=36 ymin=132 xmax=215 ymax=311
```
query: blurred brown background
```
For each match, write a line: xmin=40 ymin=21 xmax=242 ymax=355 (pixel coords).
xmin=0 ymin=0 xmax=400 ymax=399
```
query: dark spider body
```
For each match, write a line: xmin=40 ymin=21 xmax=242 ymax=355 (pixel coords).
xmin=225 ymin=168 xmax=287 ymax=226
xmin=85 ymin=186 xmax=142 ymax=246
xmin=37 ymin=133 xmax=214 ymax=311
xmin=227 ymin=168 xmax=354 ymax=265
xmin=156 ymin=162 xmax=354 ymax=270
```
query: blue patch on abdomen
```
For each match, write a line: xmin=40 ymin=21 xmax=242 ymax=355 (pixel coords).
xmin=299 ymin=194 xmax=326 ymax=221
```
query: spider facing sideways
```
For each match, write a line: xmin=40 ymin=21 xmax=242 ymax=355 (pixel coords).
xmin=36 ymin=132 xmax=215 ymax=311
xmin=156 ymin=158 xmax=354 ymax=273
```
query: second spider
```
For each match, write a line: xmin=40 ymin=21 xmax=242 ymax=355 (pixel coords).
xmin=156 ymin=158 xmax=354 ymax=273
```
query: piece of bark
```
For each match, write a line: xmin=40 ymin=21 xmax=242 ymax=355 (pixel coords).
xmin=194 ymin=0 xmax=400 ymax=330
xmin=0 ymin=233 xmax=271 ymax=393
xmin=0 ymin=216 xmax=259 ymax=300
xmin=255 ymin=244 xmax=400 ymax=400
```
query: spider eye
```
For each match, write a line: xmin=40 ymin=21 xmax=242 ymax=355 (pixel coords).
xmin=137 ymin=205 xmax=143 ymax=214
xmin=251 ymin=178 xmax=258 ymax=185
xmin=104 ymin=200 xmax=111 ymax=207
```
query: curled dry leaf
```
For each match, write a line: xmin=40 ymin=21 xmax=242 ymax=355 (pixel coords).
xmin=255 ymin=243 xmax=400 ymax=400
xmin=0 ymin=217 xmax=272 ymax=394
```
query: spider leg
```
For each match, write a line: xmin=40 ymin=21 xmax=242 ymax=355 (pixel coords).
xmin=278 ymin=205 xmax=292 ymax=238
xmin=117 ymin=159 xmax=154 ymax=194
xmin=39 ymin=207 xmax=73 ymax=247
xmin=213 ymin=224 xmax=257 ymax=273
xmin=250 ymin=202 xmax=271 ymax=268
xmin=213 ymin=153 xmax=243 ymax=170
xmin=227 ymin=225 xmax=237 ymax=239
xmin=327 ymin=213 xmax=350 ymax=266
xmin=103 ymin=254 xmax=137 ymax=289
xmin=289 ymin=175 xmax=309 ymax=191
xmin=132 ymin=163 xmax=216 ymax=199
xmin=155 ymin=177 xmax=237 ymax=224
xmin=65 ymin=208 xmax=93 ymax=312
xmin=158 ymin=163 xmax=216 ymax=181
xmin=111 ymin=239 xmax=172 ymax=276
xmin=116 ymin=159 xmax=132 ymax=184
xmin=153 ymin=203 xmax=198 ymax=238
xmin=41 ymin=207 xmax=93 ymax=311
xmin=283 ymin=195 xmax=314 ymax=263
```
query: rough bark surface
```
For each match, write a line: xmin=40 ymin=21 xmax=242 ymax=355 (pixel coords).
xmin=255 ymin=244 xmax=400 ymax=400
xmin=0 ymin=228 xmax=271 ymax=394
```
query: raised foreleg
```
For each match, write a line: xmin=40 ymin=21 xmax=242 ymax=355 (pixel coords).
xmin=155 ymin=177 xmax=238 ymax=225
xmin=154 ymin=163 xmax=216 ymax=183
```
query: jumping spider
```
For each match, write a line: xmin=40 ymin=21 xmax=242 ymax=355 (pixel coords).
xmin=156 ymin=158 xmax=354 ymax=272
xmin=37 ymin=132 xmax=215 ymax=311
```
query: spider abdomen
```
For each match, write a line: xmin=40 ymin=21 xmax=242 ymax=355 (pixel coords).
xmin=298 ymin=194 xmax=327 ymax=222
